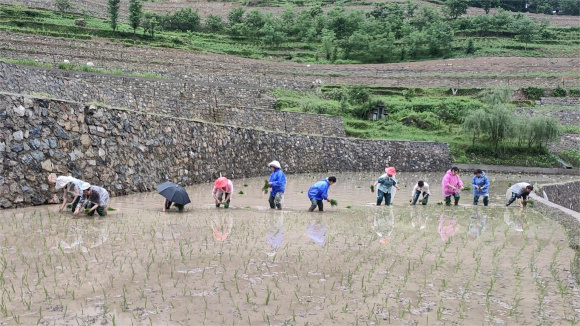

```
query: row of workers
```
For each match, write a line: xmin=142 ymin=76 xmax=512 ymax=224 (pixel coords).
xmin=51 ymin=163 xmax=534 ymax=216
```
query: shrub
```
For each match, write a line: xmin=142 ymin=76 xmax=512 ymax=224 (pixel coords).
xmin=522 ymin=87 xmax=544 ymax=101
xmin=560 ymin=149 xmax=580 ymax=167
xmin=551 ymin=86 xmax=567 ymax=97
xmin=569 ymin=88 xmax=580 ymax=96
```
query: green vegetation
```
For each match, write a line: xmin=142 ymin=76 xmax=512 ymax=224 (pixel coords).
xmin=0 ymin=3 xmax=578 ymax=64
xmin=560 ymin=149 xmax=580 ymax=167
xmin=274 ymin=86 xmax=575 ymax=167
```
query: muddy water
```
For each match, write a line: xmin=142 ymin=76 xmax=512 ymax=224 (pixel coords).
xmin=1 ymin=172 xmax=579 ymax=325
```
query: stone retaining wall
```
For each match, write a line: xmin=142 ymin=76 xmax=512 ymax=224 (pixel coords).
xmin=0 ymin=93 xmax=450 ymax=207
xmin=216 ymin=106 xmax=345 ymax=137
xmin=538 ymin=181 xmax=580 ymax=213
xmin=514 ymin=108 xmax=580 ymax=125
xmin=0 ymin=61 xmax=276 ymax=110
xmin=540 ymin=97 xmax=580 ymax=107
xmin=0 ymin=62 xmax=345 ymax=136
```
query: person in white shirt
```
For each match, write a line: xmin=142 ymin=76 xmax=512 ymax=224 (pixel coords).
xmin=506 ymin=182 xmax=533 ymax=208
xmin=411 ymin=180 xmax=430 ymax=205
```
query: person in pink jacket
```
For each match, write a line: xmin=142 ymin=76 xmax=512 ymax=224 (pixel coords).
xmin=441 ymin=167 xmax=464 ymax=206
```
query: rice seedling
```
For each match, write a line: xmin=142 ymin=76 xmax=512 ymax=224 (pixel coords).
xmin=330 ymin=199 xmax=338 ymax=207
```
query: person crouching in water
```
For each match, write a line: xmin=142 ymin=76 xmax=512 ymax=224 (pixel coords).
xmin=471 ymin=169 xmax=490 ymax=206
xmin=506 ymin=182 xmax=534 ymax=208
xmin=51 ymin=175 xmax=84 ymax=213
xmin=267 ymin=161 xmax=286 ymax=210
xmin=308 ymin=176 xmax=337 ymax=212
xmin=213 ymin=177 xmax=233 ymax=209
xmin=74 ymin=182 xmax=110 ymax=217
xmin=374 ymin=167 xmax=400 ymax=206
xmin=442 ymin=167 xmax=464 ymax=206
xmin=411 ymin=180 xmax=430 ymax=205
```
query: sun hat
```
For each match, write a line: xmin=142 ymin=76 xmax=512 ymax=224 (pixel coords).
xmin=55 ymin=176 xmax=76 ymax=190
xmin=215 ymin=177 xmax=228 ymax=188
xmin=80 ymin=182 xmax=91 ymax=191
xmin=384 ymin=167 xmax=396 ymax=175
xmin=268 ymin=161 xmax=281 ymax=169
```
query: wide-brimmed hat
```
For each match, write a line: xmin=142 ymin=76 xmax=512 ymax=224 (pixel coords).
xmin=384 ymin=167 xmax=396 ymax=175
xmin=215 ymin=177 xmax=228 ymax=188
xmin=80 ymin=182 xmax=91 ymax=191
xmin=268 ymin=160 xmax=281 ymax=169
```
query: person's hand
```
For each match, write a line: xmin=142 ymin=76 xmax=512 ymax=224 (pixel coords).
xmin=327 ymin=199 xmax=331 ymax=202
xmin=59 ymin=206 xmax=64 ymax=212
xmin=395 ymin=185 xmax=400 ymax=190
xmin=460 ymin=187 xmax=465 ymax=191
xmin=519 ymin=202 xmax=524 ymax=208
xmin=268 ymin=182 xmax=272 ymax=187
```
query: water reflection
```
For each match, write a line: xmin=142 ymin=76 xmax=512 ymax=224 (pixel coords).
xmin=267 ymin=213 xmax=284 ymax=249
xmin=307 ymin=220 xmax=326 ymax=245
xmin=55 ymin=225 xmax=109 ymax=253
xmin=210 ymin=213 xmax=233 ymax=241
xmin=411 ymin=206 xmax=428 ymax=230
xmin=373 ymin=207 xmax=394 ymax=244
xmin=468 ymin=209 xmax=487 ymax=238
xmin=504 ymin=207 xmax=524 ymax=232
xmin=438 ymin=212 xmax=459 ymax=242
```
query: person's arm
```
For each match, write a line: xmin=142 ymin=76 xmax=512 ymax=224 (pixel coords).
xmin=224 ymin=182 xmax=233 ymax=202
xmin=87 ymin=203 xmax=99 ymax=214
xmin=74 ymin=194 xmax=87 ymax=215
xmin=458 ymin=178 xmax=464 ymax=189
xmin=212 ymin=187 xmax=220 ymax=203
xmin=471 ymin=177 xmax=478 ymax=189
xmin=60 ymin=190 xmax=68 ymax=211
xmin=393 ymin=178 xmax=400 ymax=190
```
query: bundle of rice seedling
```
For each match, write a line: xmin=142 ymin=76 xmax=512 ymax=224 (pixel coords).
xmin=370 ymin=185 xmax=375 ymax=193
xmin=66 ymin=204 xmax=72 ymax=209
xmin=262 ymin=179 xmax=269 ymax=194
xmin=462 ymin=186 xmax=472 ymax=191
xmin=330 ymin=199 xmax=338 ymax=207
xmin=107 ymin=207 xmax=116 ymax=211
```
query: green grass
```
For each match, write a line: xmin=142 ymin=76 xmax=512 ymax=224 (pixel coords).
xmin=1 ymin=4 xmax=579 ymax=65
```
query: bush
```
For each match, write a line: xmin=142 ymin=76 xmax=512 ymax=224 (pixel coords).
xmin=398 ymin=111 xmax=441 ymax=130
xmin=551 ymin=86 xmax=567 ymax=97
xmin=569 ymin=88 xmax=580 ymax=96
xmin=522 ymin=87 xmax=544 ymax=101
xmin=560 ymin=149 xmax=580 ymax=167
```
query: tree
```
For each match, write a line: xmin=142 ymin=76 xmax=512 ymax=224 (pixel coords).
xmin=162 ymin=8 xmax=200 ymax=32
xmin=260 ymin=23 xmax=287 ymax=47
xmin=427 ymin=20 xmax=454 ymax=56
xmin=128 ymin=0 xmax=143 ymax=35
xmin=444 ymin=0 xmax=469 ymax=19
xmin=561 ymin=0 xmax=580 ymax=15
xmin=141 ymin=11 xmax=160 ymax=37
xmin=228 ymin=7 xmax=246 ymax=26
xmin=205 ymin=14 xmax=225 ymax=31
xmin=55 ymin=0 xmax=73 ymax=13
xmin=320 ymin=29 xmax=337 ymax=61
xmin=107 ymin=0 xmax=121 ymax=31
xmin=509 ymin=15 xmax=539 ymax=49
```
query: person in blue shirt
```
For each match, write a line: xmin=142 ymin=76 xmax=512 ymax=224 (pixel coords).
xmin=308 ymin=176 xmax=337 ymax=212
xmin=471 ymin=169 xmax=490 ymax=206
xmin=266 ymin=161 xmax=287 ymax=210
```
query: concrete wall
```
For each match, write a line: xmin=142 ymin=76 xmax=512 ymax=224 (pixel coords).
xmin=0 ymin=93 xmax=451 ymax=208
xmin=538 ymin=181 xmax=580 ymax=213
xmin=0 ymin=62 xmax=345 ymax=137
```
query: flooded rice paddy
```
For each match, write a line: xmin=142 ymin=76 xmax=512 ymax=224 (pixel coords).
xmin=1 ymin=172 xmax=580 ymax=325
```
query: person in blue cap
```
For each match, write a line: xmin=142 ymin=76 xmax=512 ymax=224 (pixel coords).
xmin=307 ymin=176 xmax=337 ymax=212
xmin=471 ymin=169 xmax=490 ymax=206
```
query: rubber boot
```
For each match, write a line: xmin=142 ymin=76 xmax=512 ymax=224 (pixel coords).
xmin=376 ymin=199 xmax=382 ymax=206
xmin=473 ymin=196 xmax=479 ymax=206
xmin=483 ymin=196 xmax=489 ymax=206
xmin=454 ymin=196 xmax=460 ymax=206
xmin=445 ymin=196 xmax=451 ymax=206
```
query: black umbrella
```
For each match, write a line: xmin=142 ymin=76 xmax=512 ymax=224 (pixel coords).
xmin=156 ymin=182 xmax=191 ymax=206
